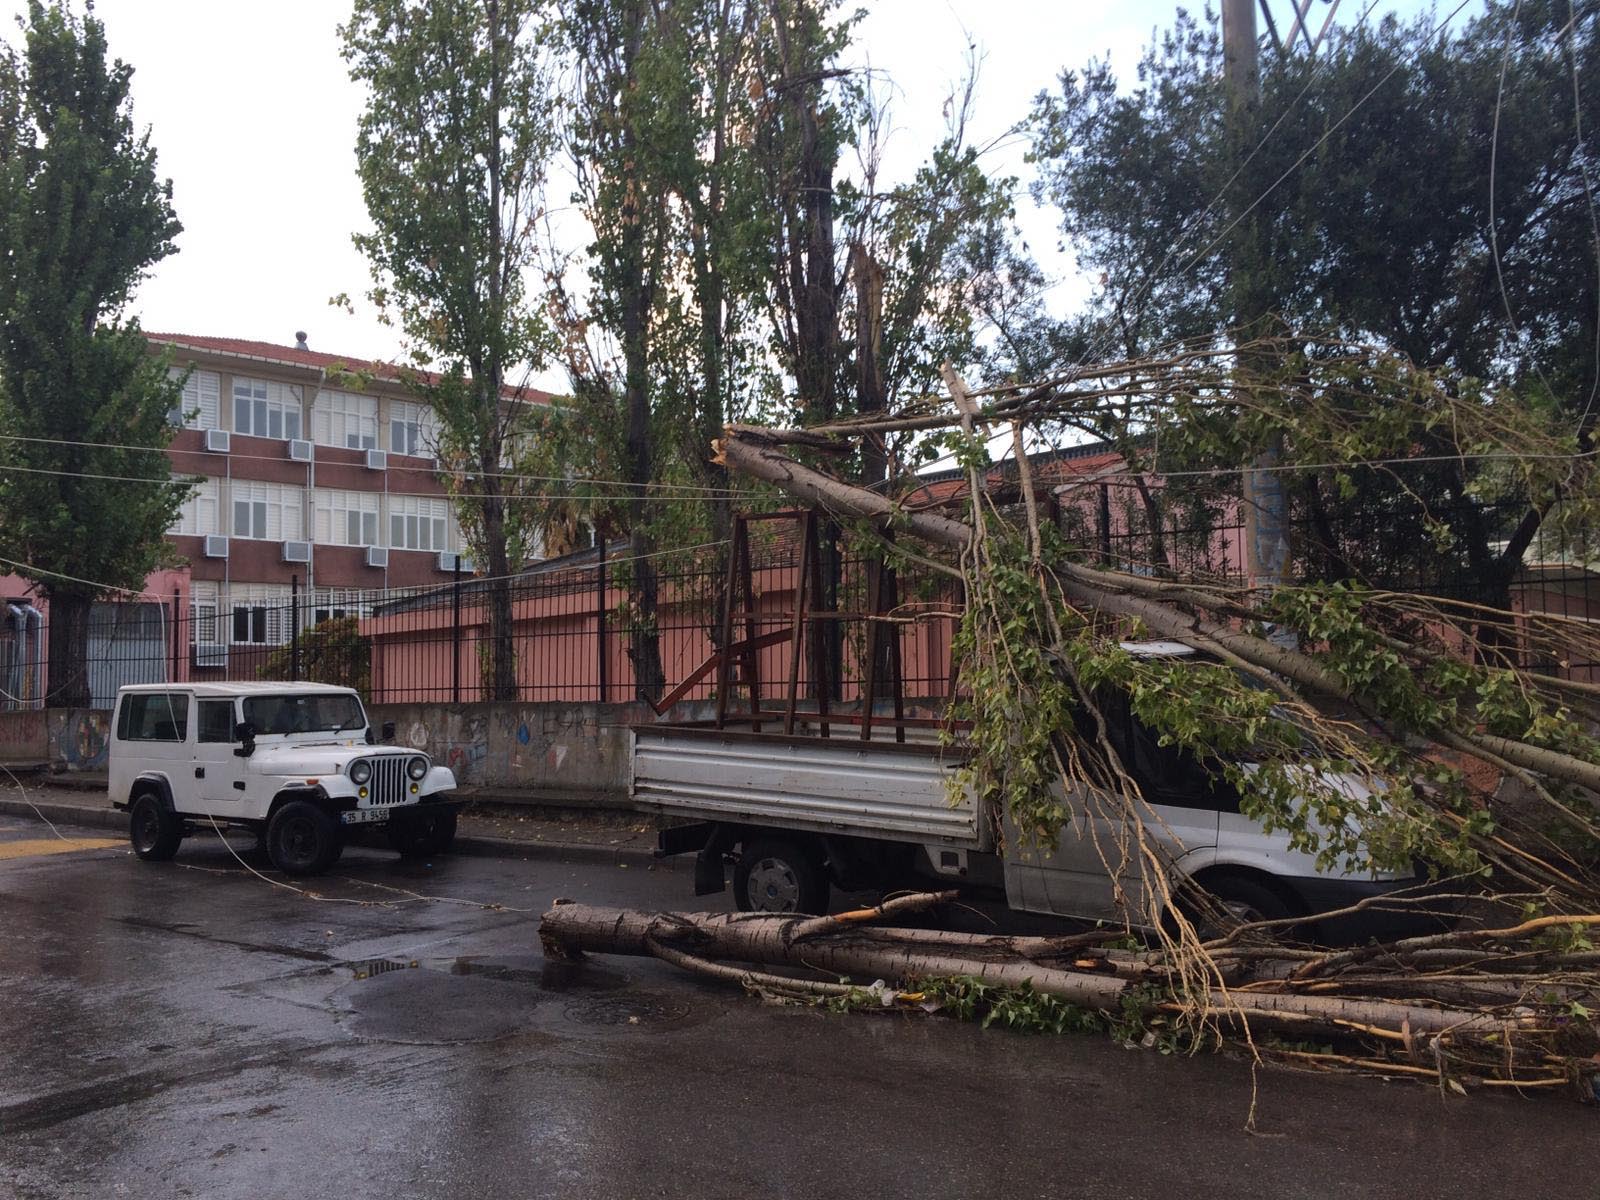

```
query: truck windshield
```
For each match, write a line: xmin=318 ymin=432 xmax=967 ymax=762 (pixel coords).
xmin=243 ymin=693 xmax=365 ymax=736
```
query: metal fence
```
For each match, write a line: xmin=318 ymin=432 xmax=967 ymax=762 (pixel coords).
xmin=7 ymin=487 xmax=1600 ymax=709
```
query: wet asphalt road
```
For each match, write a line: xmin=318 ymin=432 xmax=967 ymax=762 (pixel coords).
xmin=0 ymin=814 xmax=1595 ymax=1199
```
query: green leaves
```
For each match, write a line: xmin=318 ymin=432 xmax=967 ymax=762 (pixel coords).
xmin=0 ymin=3 xmax=186 ymax=693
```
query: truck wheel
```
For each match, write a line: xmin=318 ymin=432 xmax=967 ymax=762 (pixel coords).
xmin=733 ymin=837 xmax=829 ymax=915
xmin=129 ymin=793 xmax=182 ymax=862
xmin=1176 ymin=873 xmax=1299 ymax=941
xmin=387 ymin=808 xmax=457 ymax=858
xmin=266 ymin=800 xmax=341 ymax=876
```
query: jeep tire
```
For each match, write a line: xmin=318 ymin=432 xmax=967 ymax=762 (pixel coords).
xmin=266 ymin=800 xmax=342 ymax=876
xmin=387 ymin=807 xmax=457 ymax=858
xmin=129 ymin=793 xmax=183 ymax=862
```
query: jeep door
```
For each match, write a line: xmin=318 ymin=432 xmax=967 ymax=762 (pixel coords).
xmin=190 ymin=698 xmax=246 ymax=814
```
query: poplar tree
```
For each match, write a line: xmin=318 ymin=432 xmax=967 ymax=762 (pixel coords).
xmin=0 ymin=1 xmax=184 ymax=707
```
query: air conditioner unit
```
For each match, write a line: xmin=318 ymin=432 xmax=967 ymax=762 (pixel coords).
xmin=365 ymin=545 xmax=389 ymax=569
xmin=203 ymin=534 xmax=229 ymax=559
xmin=287 ymin=438 xmax=313 ymax=463
xmin=365 ymin=449 xmax=387 ymax=471
xmin=194 ymin=643 xmax=227 ymax=668
xmin=281 ymin=540 xmax=312 ymax=564
xmin=437 ymin=551 xmax=474 ymax=574
xmin=205 ymin=429 xmax=231 ymax=454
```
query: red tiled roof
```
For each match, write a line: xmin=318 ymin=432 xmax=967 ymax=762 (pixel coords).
xmin=145 ymin=333 xmax=557 ymax=405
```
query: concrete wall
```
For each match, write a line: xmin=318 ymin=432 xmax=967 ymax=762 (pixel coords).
xmin=365 ymin=699 xmax=662 ymax=805
xmin=0 ymin=708 xmax=112 ymax=772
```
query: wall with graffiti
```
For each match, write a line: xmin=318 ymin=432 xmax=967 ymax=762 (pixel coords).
xmin=48 ymin=709 xmax=112 ymax=772
xmin=368 ymin=699 xmax=671 ymax=803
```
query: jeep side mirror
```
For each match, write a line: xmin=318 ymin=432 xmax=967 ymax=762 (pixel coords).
xmin=233 ymin=721 xmax=256 ymax=758
xmin=381 ymin=720 xmax=396 ymax=743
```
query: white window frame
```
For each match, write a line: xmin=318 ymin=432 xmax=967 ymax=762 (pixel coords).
xmin=169 ymin=477 xmax=220 ymax=537
xmin=227 ymin=584 xmax=293 ymax=646
xmin=189 ymin=581 xmax=222 ymax=648
xmin=313 ymin=488 xmax=380 ymax=547
xmin=311 ymin=388 xmax=379 ymax=450
xmin=168 ymin=368 xmax=221 ymax=431
xmin=388 ymin=399 xmax=437 ymax=458
xmin=388 ymin=494 xmax=451 ymax=552
xmin=233 ymin=377 xmax=304 ymax=441
xmin=231 ymin=480 xmax=304 ymax=541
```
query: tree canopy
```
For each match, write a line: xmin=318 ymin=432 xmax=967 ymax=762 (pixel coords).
xmin=0 ymin=0 xmax=184 ymax=706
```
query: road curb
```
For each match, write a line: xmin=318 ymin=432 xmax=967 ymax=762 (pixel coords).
xmin=0 ymin=796 xmax=125 ymax=834
xmin=0 ymin=796 xmax=668 ymax=869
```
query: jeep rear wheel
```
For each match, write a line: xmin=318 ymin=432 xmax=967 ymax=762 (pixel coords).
xmin=387 ymin=808 xmax=457 ymax=858
xmin=266 ymin=800 xmax=341 ymax=876
xmin=129 ymin=793 xmax=182 ymax=862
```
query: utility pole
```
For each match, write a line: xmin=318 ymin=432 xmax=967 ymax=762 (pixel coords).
xmin=1224 ymin=0 xmax=1292 ymax=627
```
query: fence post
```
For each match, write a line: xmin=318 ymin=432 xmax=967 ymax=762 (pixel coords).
xmin=290 ymin=573 xmax=301 ymax=681
xmin=596 ymin=538 xmax=608 ymax=703
xmin=171 ymin=587 xmax=180 ymax=684
xmin=452 ymin=557 xmax=462 ymax=704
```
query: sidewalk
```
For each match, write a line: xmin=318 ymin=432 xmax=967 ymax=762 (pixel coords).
xmin=0 ymin=770 xmax=672 ymax=869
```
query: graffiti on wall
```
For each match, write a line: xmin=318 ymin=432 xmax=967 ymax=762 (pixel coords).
xmin=54 ymin=710 xmax=111 ymax=771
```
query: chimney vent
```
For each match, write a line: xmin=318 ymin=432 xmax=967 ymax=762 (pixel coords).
xmin=294 ymin=330 xmax=309 ymax=350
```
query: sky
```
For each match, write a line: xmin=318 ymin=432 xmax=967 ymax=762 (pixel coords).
xmin=2 ymin=0 xmax=1463 ymax=392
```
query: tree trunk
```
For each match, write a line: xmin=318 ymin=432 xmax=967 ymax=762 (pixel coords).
xmin=716 ymin=429 xmax=1600 ymax=798
xmin=45 ymin=590 xmax=93 ymax=709
xmin=539 ymin=902 xmax=1513 ymax=1037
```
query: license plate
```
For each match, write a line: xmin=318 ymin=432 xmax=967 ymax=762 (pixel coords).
xmin=340 ymin=808 xmax=389 ymax=826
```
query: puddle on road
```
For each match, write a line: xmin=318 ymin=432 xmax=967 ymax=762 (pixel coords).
xmin=334 ymin=953 xmax=717 ymax=1044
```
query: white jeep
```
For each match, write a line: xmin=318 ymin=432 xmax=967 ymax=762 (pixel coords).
xmin=109 ymin=682 xmax=460 ymax=876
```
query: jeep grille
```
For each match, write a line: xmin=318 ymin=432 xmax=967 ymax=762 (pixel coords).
xmin=368 ymin=755 xmax=409 ymax=805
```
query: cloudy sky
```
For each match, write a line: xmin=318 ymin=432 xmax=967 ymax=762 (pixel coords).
xmin=3 ymin=0 xmax=1460 ymax=389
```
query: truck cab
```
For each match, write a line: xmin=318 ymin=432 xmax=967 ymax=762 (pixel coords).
xmin=110 ymin=682 xmax=460 ymax=876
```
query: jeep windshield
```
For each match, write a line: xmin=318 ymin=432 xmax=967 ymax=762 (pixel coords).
xmin=243 ymin=693 xmax=366 ymax=737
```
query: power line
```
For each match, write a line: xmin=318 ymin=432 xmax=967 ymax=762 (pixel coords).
xmin=0 ymin=460 xmax=770 ymax=506
xmin=0 ymin=431 xmax=753 ymax=498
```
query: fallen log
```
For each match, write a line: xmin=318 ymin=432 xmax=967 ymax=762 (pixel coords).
xmin=539 ymin=901 xmax=1526 ymax=1038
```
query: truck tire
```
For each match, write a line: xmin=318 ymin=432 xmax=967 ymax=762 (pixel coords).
xmin=733 ymin=837 xmax=829 ymax=915
xmin=387 ymin=808 xmax=457 ymax=858
xmin=129 ymin=792 xmax=183 ymax=862
xmin=266 ymin=800 xmax=342 ymax=876
xmin=1174 ymin=873 xmax=1300 ymax=941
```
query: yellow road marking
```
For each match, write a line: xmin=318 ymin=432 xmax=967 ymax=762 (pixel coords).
xmin=0 ymin=837 xmax=124 ymax=861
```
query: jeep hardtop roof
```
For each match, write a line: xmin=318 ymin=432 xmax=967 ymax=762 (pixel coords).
xmin=114 ymin=681 xmax=361 ymax=699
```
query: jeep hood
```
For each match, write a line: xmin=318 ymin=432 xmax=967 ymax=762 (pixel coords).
xmin=248 ymin=744 xmax=416 ymax=777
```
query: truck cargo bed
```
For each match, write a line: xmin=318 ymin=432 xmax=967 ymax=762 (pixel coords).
xmin=631 ymin=725 xmax=982 ymax=848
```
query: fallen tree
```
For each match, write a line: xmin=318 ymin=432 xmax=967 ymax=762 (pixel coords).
xmin=541 ymin=897 xmax=1596 ymax=1090
xmin=699 ymin=343 xmax=1600 ymax=1094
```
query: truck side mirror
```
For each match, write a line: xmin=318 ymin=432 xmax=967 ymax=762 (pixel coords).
xmin=233 ymin=721 xmax=256 ymax=758
xmin=381 ymin=721 xmax=396 ymax=743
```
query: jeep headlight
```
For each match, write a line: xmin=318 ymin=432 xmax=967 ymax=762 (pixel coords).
xmin=348 ymin=759 xmax=372 ymax=785
xmin=407 ymin=756 xmax=428 ymax=781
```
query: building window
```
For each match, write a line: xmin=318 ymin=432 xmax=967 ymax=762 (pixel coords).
xmin=168 ymin=368 xmax=221 ymax=430
xmin=309 ymin=588 xmax=379 ymax=624
xmin=231 ymin=480 xmax=303 ymax=541
xmin=389 ymin=399 xmax=436 ymax=458
xmin=228 ymin=584 xmax=292 ymax=645
xmin=190 ymin=582 xmax=221 ymax=647
xmin=169 ymin=478 xmax=220 ymax=537
xmin=313 ymin=488 xmax=380 ymax=547
xmin=233 ymin=377 xmax=303 ymax=441
xmin=389 ymin=494 xmax=450 ymax=551
xmin=311 ymin=389 xmax=378 ymax=450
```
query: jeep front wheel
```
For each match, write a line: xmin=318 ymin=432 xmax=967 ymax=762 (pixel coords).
xmin=129 ymin=793 xmax=182 ymax=862
xmin=266 ymin=800 xmax=341 ymax=876
xmin=387 ymin=808 xmax=457 ymax=858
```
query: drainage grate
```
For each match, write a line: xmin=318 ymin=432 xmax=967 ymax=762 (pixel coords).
xmin=347 ymin=959 xmax=411 ymax=981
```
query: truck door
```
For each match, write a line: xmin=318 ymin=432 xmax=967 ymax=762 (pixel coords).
xmin=1003 ymin=693 xmax=1223 ymax=923
xmin=190 ymin=698 xmax=246 ymax=815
